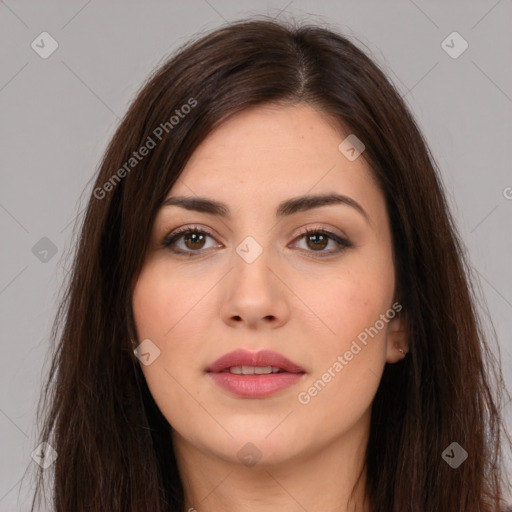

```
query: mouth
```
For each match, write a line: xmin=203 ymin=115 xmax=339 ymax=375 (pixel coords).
xmin=206 ymin=349 xmax=306 ymax=398
xmin=218 ymin=365 xmax=286 ymax=375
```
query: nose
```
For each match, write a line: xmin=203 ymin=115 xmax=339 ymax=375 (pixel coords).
xmin=219 ymin=243 xmax=290 ymax=330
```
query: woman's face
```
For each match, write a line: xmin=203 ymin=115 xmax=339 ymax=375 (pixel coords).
xmin=132 ymin=103 xmax=407 ymax=468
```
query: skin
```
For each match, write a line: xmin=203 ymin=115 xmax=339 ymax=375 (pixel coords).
xmin=132 ymin=103 xmax=409 ymax=512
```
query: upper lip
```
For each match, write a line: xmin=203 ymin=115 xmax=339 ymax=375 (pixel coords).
xmin=206 ymin=349 xmax=305 ymax=373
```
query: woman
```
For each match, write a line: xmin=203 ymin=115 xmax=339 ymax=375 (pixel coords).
xmin=27 ymin=16 xmax=511 ymax=512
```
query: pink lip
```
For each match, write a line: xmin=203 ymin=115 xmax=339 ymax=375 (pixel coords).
xmin=206 ymin=349 xmax=305 ymax=373
xmin=206 ymin=349 xmax=306 ymax=398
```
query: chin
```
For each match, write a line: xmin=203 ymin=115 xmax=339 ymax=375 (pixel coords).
xmin=213 ymin=429 xmax=305 ymax=468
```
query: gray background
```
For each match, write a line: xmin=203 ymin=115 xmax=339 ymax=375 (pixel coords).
xmin=1 ymin=1 xmax=511 ymax=510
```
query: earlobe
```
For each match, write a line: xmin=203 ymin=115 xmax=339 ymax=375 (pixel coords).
xmin=385 ymin=315 xmax=409 ymax=363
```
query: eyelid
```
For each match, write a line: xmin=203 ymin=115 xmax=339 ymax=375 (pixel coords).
xmin=162 ymin=224 xmax=220 ymax=248
xmin=290 ymin=226 xmax=352 ymax=256
xmin=294 ymin=224 xmax=349 ymax=241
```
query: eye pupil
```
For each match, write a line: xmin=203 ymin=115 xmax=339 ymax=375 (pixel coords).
xmin=306 ymin=233 xmax=328 ymax=250
xmin=185 ymin=232 xmax=205 ymax=250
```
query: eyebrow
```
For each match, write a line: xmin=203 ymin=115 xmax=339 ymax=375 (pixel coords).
xmin=161 ymin=193 xmax=370 ymax=223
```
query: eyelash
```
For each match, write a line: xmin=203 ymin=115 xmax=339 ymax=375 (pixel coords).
xmin=161 ymin=225 xmax=352 ymax=258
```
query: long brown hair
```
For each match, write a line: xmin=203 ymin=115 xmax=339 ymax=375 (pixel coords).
xmin=26 ymin=16 xmax=511 ymax=511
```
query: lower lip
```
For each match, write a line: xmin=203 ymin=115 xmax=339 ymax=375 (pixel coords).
xmin=207 ymin=372 xmax=305 ymax=398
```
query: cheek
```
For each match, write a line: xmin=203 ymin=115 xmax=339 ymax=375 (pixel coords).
xmin=132 ymin=262 xmax=205 ymax=343
xmin=132 ymin=265 xmax=207 ymax=429
xmin=309 ymin=264 xmax=395 ymax=357
xmin=341 ymin=283 xmax=390 ymax=341
xmin=131 ymin=264 xmax=199 ymax=382
xmin=294 ymin=293 xmax=389 ymax=438
xmin=296 ymin=257 xmax=395 ymax=419
xmin=133 ymin=263 xmax=175 ymax=333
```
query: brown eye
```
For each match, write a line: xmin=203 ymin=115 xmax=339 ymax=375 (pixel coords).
xmin=182 ymin=232 xmax=207 ymax=250
xmin=162 ymin=226 xmax=352 ymax=258
xmin=304 ymin=232 xmax=329 ymax=251
xmin=162 ymin=227 xmax=220 ymax=255
xmin=292 ymin=228 xmax=352 ymax=257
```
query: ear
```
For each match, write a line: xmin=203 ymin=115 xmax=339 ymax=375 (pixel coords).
xmin=385 ymin=313 xmax=409 ymax=363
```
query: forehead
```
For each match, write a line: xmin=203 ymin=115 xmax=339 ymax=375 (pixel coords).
xmin=167 ymin=104 xmax=382 ymax=219
xmin=183 ymin=103 xmax=348 ymax=168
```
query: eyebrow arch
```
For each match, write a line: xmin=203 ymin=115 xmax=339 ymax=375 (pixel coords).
xmin=161 ymin=193 xmax=370 ymax=223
